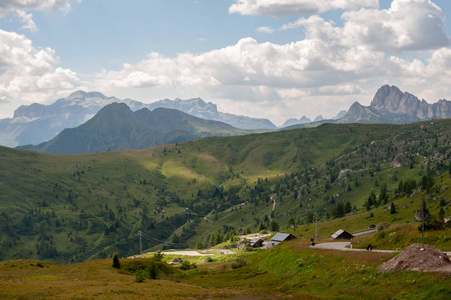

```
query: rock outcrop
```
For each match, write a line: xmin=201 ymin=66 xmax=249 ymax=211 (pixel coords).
xmin=339 ymin=85 xmax=451 ymax=124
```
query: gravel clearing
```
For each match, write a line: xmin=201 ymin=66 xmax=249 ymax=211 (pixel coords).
xmin=379 ymin=243 xmax=451 ymax=273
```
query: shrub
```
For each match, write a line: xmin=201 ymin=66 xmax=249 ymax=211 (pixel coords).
xmin=153 ymin=251 xmax=164 ymax=262
xmin=180 ymin=261 xmax=197 ymax=270
xmin=134 ymin=272 xmax=145 ymax=283
xmin=112 ymin=253 xmax=121 ymax=269
xmin=147 ymin=261 xmax=158 ymax=279
xmin=231 ymin=258 xmax=246 ymax=269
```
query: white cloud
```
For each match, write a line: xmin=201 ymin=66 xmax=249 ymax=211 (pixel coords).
xmin=0 ymin=29 xmax=80 ymax=118
xmin=15 ymin=10 xmax=38 ymax=32
xmin=229 ymin=0 xmax=378 ymax=17
xmin=92 ymin=0 xmax=451 ymax=125
xmin=0 ymin=0 xmax=79 ymax=16
xmin=282 ymin=0 xmax=449 ymax=52
xmin=0 ymin=0 xmax=80 ymax=31
xmin=256 ymin=26 xmax=274 ymax=34
xmin=319 ymin=83 xmax=362 ymax=95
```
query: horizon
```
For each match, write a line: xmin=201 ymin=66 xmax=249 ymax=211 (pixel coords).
xmin=1 ymin=0 xmax=450 ymax=125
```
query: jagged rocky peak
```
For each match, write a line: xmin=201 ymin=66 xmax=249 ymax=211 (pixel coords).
xmin=299 ymin=115 xmax=311 ymax=123
xmin=313 ymin=115 xmax=324 ymax=122
xmin=281 ymin=115 xmax=312 ymax=127
xmin=370 ymin=85 xmax=424 ymax=115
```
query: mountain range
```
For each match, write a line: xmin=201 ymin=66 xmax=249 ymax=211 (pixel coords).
xmin=2 ymin=85 xmax=451 ymax=150
xmin=18 ymin=103 xmax=249 ymax=154
xmin=0 ymin=92 xmax=275 ymax=148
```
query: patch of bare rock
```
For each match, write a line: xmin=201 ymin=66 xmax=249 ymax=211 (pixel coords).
xmin=379 ymin=243 xmax=451 ymax=273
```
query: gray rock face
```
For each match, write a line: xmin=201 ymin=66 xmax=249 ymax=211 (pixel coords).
xmin=340 ymin=85 xmax=451 ymax=124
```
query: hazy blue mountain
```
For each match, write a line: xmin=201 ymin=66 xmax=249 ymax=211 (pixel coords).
xmin=0 ymin=91 xmax=143 ymax=147
xmin=281 ymin=115 xmax=312 ymax=127
xmin=0 ymin=92 xmax=275 ymax=147
xmin=313 ymin=115 xmax=324 ymax=122
xmin=147 ymin=98 xmax=276 ymax=130
xmin=18 ymin=103 xmax=249 ymax=154
xmin=333 ymin=110 xmax=347 ymax=120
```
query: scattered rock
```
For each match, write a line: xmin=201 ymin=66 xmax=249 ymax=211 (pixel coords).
xmin=237 ymin=239 xmax=249 ymax=250
xmin=171 ymin=257 xmax=182 ymax=265
xmin=379 ymin=244 xmax=451 ymax=273
xmin=391 ymin=153 xmax=411 ymax=168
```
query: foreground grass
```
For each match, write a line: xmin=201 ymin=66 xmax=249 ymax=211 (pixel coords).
xmin=179 ymin=241 xmax=451 ymax=299
xmin=1 ymin=239 xmax=450 ymax=299
xmin=0 ymin=258 xmax=244 ymax=299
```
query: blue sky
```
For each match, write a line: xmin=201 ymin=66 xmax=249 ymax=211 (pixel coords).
xmin=1 ymin=0 xmax=450 ymax=125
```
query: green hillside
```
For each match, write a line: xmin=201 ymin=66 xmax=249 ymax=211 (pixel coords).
xmin=1 ymin=119 xmax=450 ymax=263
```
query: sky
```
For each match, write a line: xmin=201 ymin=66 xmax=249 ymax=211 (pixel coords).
xmin=0 ymin=0 xmax=450 ymax=126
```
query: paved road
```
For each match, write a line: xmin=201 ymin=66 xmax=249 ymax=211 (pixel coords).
xmin=311 ymin=242 xmax=451 ymax=255
xmin=311 ymin=242 xmax=399 ymax=253
xmin=161 ymin=251 xmax=211 ymax=256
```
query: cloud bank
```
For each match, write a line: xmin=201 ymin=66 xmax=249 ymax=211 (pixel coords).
xmin=229 ymin=0 xmax=378 ymax=17
xmin=0 ymin=30 xmax=80 ymax=110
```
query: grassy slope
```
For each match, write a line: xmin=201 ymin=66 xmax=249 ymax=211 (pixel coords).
xmin=1 ymin=241 xmax=450 ymax=299
xmin=183 ymin=241 xmax=451 ymax=299
xmin=1 ymin=119 xmax=450 ymax=262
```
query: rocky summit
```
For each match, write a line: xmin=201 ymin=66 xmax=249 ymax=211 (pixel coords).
xmin=339 ymin=85 xmax=451 ymax=124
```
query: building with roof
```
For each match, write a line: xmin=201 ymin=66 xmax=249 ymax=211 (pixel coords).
xmin=331 ymin=229 xmax=354 ymax=240
xmin=271 ymin=232 xmax=297 ymax=243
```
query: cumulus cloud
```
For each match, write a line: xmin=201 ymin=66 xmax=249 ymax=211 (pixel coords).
xmin=256 ymin=26 xmax=274 ymax=34
xmin=0 ymin=0 xmax=79 ymax=16
xmin=92 ymin=0 xmax=451 ymax=124
xmin=229 ymin=0 xmax=378 ymax=17
xmin=0 ymin=29 xmax=80 ymax=117
xmin=282 ymin=0 xmax=449 ymax=52
xmin=15 ymin=10 xmax=38 ymax=32
xmin=0 ymin=0 xmax=80 ymax=31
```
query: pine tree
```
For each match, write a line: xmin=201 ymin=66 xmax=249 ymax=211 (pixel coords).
xmin=112 ymin=253 xmax=121 ymax=269
xmin=390 ymin=202 xmax=396 ymax=214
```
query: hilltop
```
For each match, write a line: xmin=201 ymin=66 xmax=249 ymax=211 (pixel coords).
xmin=0 ymin=119 xmax=450 ymax=263
xmin=18 ymin=103 xmax=250 ymax=154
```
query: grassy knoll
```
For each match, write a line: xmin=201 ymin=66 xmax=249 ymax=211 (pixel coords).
xmin=2 ymin=239 xmax=450 ymax=299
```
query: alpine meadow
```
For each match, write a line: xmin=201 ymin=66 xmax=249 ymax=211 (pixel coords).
xmin=1 ymin=0 xmax=451 ymax=299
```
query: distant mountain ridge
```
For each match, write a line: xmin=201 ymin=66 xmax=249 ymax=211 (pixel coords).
xmin=282 ymin=115 xmax=312 ymax=127
xmin=147 ymin=98 xmax=276 ymax=130
xmin=18 ymin=103 xmax=249 ymax=154
xmin=339 ymin=85 xmax=451 ymax=123
xmin=0 ymin=91 xmax=275 ymax=147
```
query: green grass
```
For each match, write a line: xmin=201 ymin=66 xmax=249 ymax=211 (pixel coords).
xmin=179 ymin=240 xmax=451 ymax=299
xmin=1 ymin=119 xmax=451 ymax=263
xmin=2 ymin=240 xmax=450 ymax=299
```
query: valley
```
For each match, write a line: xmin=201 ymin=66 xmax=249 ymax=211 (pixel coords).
xmin=1 ymin=119 xmax=450 ymax=264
